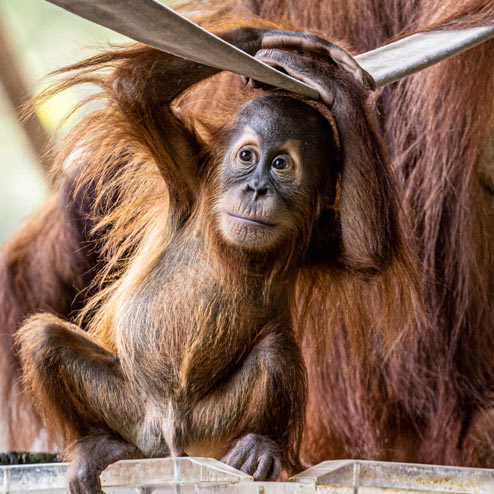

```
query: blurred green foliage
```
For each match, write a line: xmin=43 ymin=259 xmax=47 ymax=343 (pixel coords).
xmin=0 ymin=0 xmax=133 ymax=245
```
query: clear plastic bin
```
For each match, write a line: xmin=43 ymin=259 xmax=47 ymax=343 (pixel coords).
xmin=3 ymin=457 xmax=494 ymax=493
xmin=292 ymin=460 xmax=494 ymax=493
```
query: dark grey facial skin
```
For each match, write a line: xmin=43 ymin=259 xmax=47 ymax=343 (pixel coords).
xmin=216 ymin=96 xmax=338 ymax=250
xmin=222 ymin=96 xmax=336 ymax=202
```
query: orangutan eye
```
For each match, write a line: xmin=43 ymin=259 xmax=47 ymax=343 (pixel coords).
xmin=272 ymin=156 xmax=291 ymax=170
xmin=238 ymin=148 xmax=256 ymax=164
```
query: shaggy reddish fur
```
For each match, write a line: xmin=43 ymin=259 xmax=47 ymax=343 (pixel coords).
xmin=1 ymin=0 xmax=494 ymax=470
xmin=204 ymin=0 xmax=494 ymax=466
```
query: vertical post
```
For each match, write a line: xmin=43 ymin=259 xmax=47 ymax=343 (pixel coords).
xmin=0 ymin=23 xmax=51 ymax=175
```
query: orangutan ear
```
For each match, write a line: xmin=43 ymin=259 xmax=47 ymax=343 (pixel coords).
xmin=331 ymin=85 xmax=402 ymax=273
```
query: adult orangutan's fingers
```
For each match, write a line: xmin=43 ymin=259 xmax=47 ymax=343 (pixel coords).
xmin=260 ymin=32 xmax=375 ymax=90
xmin=254 ymin=49 xmax=335 ymax=107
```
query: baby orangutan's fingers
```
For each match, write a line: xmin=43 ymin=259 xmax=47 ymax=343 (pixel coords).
xmin=221 ymin=433 xmax=282 ymax=481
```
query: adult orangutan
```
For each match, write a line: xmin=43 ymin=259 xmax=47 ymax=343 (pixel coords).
xmin=1 ymin=0 xmax=493 ymax=476
xmin=173 ymin=0 xmax=494 ymax=467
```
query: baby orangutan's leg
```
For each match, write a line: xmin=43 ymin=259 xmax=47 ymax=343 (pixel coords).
xmin=186 ymin=329 xmax=306 ymax=480
xmin=16 ymin=314 xmax=165 ymax=494
xmin=68 ymin=434 xmax=140 ymax=494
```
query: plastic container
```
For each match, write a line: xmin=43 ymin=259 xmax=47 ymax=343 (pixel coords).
xmin=2 ymin=457 xmax=494 ymax=493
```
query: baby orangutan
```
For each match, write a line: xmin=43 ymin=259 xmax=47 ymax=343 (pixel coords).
xmin=15 ymin=28 xmax=398 ymax=493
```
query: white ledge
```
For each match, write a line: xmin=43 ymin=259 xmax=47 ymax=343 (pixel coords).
xmin=3 ymin=457 xmax=494 ymax=493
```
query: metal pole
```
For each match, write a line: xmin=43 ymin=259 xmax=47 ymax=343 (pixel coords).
xmin=44 ymin=0 xmax=494 ymax=93
xmin=45 ymin=0 xmax=319 ymax=99
xmin=356 ymin=26 xmax=494 ymax=88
